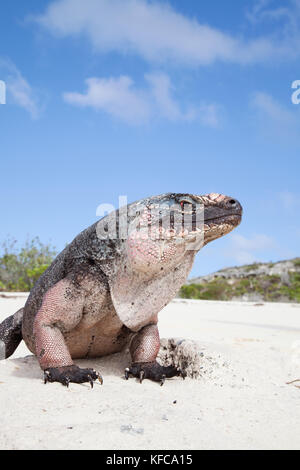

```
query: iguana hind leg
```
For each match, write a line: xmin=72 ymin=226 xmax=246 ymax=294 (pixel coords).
xmin=125 ymin=324 xmax=184 ymax=385
xmin=34 ymin=278 xmax=102 ymax=386
xmin=0 ymin=308 xmax=23 ymax=359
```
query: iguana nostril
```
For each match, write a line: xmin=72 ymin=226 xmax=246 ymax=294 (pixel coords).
xmin=228 ymin=199 xmax=236 ymax=205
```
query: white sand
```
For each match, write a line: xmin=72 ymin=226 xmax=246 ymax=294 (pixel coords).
xmin=0 ymin=293 xmax=300 ymax=450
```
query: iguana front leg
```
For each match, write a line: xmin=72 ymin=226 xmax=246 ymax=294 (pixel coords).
xmin=34 ymin=279 xmax=102 ymax=387
xmin=125 ymin=324 xmax=184 ymax=385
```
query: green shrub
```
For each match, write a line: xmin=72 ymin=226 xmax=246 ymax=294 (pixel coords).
xmin=179 ymin=272 xmax=300 ymax=303
xmin=244 ymin=263 xmax=261 ymax=272
xmin=180 ymin=278 xmax=230 ymax=301
xmin=280 ymin=273 xmax=300 ymax=302
xmin=0 ymin=237 xmax=56 ymax=292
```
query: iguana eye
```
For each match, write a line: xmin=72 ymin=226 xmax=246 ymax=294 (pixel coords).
xmin=180 ymin=199 xmax=193 ymax=208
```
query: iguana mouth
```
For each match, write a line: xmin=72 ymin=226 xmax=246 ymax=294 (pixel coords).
xmin=204 ymin=214 xmax=242 ymax=221
xmin=205 ymin=213 xmax=242 ymax=222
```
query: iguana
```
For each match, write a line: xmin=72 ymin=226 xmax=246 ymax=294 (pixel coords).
xmin=0 ymin=193 xmax=242 ymax=386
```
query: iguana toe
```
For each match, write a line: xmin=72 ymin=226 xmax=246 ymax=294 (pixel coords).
xmin=124 ymin=361 xmax=185 ymax=385
xmin=43 ymin=365 xmax=103 ymax=387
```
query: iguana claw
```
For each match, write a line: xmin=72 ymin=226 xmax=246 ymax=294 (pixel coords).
xmin=88 ymin=374 xmax=94 ymax=388
xmin=43 ymin=365 xmax=103 ymax=387
xmin=139 ymin=370 xmax=145 ymax=384
xmin=44 ymin=370 xmax=50 ymax=385
xmin=124 ymin=361 xmax=184 ymax=385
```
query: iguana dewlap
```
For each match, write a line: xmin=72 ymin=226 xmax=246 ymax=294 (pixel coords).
xmin=0 ymin=193 xmax=242 ymax=386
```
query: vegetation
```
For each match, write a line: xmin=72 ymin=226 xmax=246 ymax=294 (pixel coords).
xmin=0 ymin=238 xmax=56 ymax=292
xmin=1 ymin=237 xmax=300 ymax=303
xmin=280 ymin=273 xmax=300 ymax=303
xmin=179 ymin=272 xmax=300 ymax=303
xmin=243 ymin=263 xmax=262 ymax=272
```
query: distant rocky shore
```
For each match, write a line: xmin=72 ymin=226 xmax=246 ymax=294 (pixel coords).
xmin=180 ymin=258 xmax=300 ymax=303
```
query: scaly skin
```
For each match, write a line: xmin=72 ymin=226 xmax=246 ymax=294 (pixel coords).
xmin=0 ymin=193 xmax=242 ymax=386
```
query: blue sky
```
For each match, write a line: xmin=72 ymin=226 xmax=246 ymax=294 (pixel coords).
xmin=1 ymin=0 xmax=300 ymax=277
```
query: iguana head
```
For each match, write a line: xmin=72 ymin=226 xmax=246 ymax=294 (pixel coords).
xmin=123 ymin=192 xmax=242 ymax=273
xmin=93 ymin=192 xmax=242 ymax=330
xmin=192 ymin=192 xmax=242 ymax=246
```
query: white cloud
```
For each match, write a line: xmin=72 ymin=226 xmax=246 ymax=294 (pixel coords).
xmin=63 ymin=72 xmax=220 ymax=126
xmin=0 ymin=59 xmax=40 ymax=118
xmin=64 ymin=76 xmax=150 ymax=124
xmin=279 ymin=191 xmax=300 ymax=211
xmin=198 ymin=103 xmax=220 ymax=128
xmin=247 ymin=0 xmax=300 ymax=29
xmin=252 ymin=92 xmax=296 ymax=124
xmin=246 ymin=0 xmax=269 ymax=20
xmin=229 ymin=233 xmax=277 ymax=264
xmin=251 ymin=92 xmax=300 ymax=141
xmin=34 ymin=0 xmax=300 ymax=66
xmin=232 ymin=234 xmax=276 ymax=251
xmin=246 ymin=0 xmax=300 ymax=57
xmin=145 ymin=73 xmax=185 ymax=121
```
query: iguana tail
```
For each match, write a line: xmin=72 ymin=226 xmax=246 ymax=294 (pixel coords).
xmin=0 ymin=308 xmax=23 ymax=359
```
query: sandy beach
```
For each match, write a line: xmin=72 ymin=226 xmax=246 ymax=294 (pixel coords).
xmin=0 ymin=293 xmax=299 ymax=450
